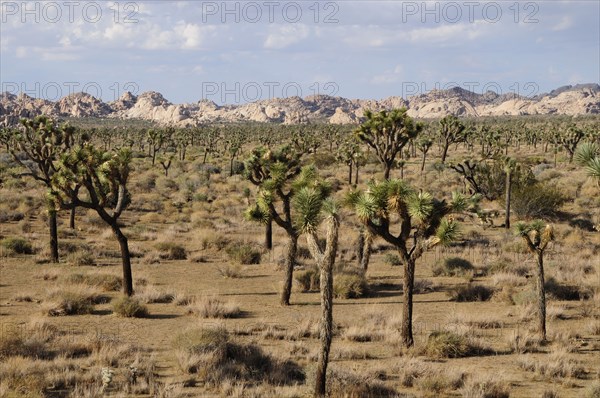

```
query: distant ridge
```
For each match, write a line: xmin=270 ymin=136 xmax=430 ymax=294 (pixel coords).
xmin=1 ymin=83 xmax=598 ymax=127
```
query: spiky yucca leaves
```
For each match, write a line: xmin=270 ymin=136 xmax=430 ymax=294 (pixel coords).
xmin=356 ymin=108 xmax=422 ymax=179
xmin=575 ymin=142 xmax=600 ymax=188
xmin=347 ymin=179 xmax=466 ymax=347
xmin=291 ymin=182 xmax=339 ymax=398
xmin=51 ymin=143 xmax=135 ymax=296
xmin=515 ymin=220 xmax=555 ymax=340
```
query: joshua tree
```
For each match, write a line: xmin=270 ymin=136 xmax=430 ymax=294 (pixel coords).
xmin=1 ymin=116 xmax=74 ymax=263
xmin=158 ymin=153 xmax=174 ymax=177
xmin=438 ymin=115 xmax=466 ymax=163
xmin=557 ymin=124 xmax=585 ymax=163
xmin=515 ymin=221 xmax=554 ymax=340
xmin=347 ymin=181 xmax=467 ymax=346
xmin=575 ymin=142 xmax=600 ymax=188
xmin=356 ymin=108 xmax=421 ymax=180
xmin=244 ymin=146 xmax=303 ymax=305
xmin=292 ymin=179 xmax=338 ymax=398
xmin=51 ymin=144 xmax=135 ymax=296
xmin=417 ymin=135 xmax=433 ymax=174
xmin=504 ymin=157 xmax=517 ymax=229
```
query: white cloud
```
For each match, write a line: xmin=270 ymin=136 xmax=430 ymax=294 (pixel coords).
xmin=553 ymin=16 xmax=573 ymax=31
xmin=264 ymin=24 xmax=309 ymax=49
xmin=372 ymin=64 xmax=403 ymax=85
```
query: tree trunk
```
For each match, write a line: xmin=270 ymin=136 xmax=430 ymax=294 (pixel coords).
xmin=354 ymin=164 xmax=359 ymax=185
xmin=535 ymin=250 xmax=546 ymax=341
xmin=420 ymin=152 xmax=427 ymax=173
xmin=49 ymin=209 xmax=59 ymax=263
xmin=504 ymin=170 xmax=512 ymax=229
xmin=280 ymin=233 xmax=297 ymax=306
xmin=383 ymin=163 xmax=391 ymax=180
xmin=265 ymin=219 xmax=273 ymax=250
xmin=441 ymin=141 xmax=450 ymax=163
xmin=69 ymin=207 xmax=76 ymax=230
xmin=359 ymin=233 xmax=372 ymax=273
xmin=203 ymin=151 xmax=208 ymax=164
xmin=230 ymin=157 xmax=234 ymax=177
xmin=401 ymin=257 xmax=416 ymax=347
xmin=348 ymin=164 xmax=352 ymax=185
xmin=314 ymin=252 xmax=333 ymax=397
xmin=112 ymin=225 xmax=134 ymax=296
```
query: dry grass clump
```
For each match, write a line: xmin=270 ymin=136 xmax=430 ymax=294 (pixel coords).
xmin=423 ymin=330 xmax=491 ymax=358
xmin=448 ymin=284 xmax=495 ymax=302
xmin=491 ymin=272 xmax=528 ymax=287
xmin=0 ymin=236 xmax=34 ymax=256
xmin=66 ymin=250 xmax=97 ymax=266
xmin=508 ymin=331 xmax=544 ymax=354
xmin=216 ymin=263 xmax=244 ymax=278
xmin=199 ymin=230 xmax=230 ymax=251
xmin=517 ymin=348 xmax=586 ymax=379
xmin=155 ymin=242 xmax=187 ymax=260
xmin=432 ymin=257 xmax=474 ymax=277
xmin=294 ymin=266 xmax=320 ymax=292
xmin=342 ymin=325 xmax=385 ymax=342
xmin=225 ymin=242 xmax=262 ymax=264
xmin=136 ymin=285 xmax=175 ymax=304
xmin=173 ymin=326 xmax=304 ymax=387
xmin=586 ymin=382 xmax=600 ymax=398
xmin=66 ymin=273 xmax=122 ymax=291
xmin=186 ymin=296 xmax=241 ymax=319
xmin=112 ymin=296 xmax=148 ymax=318
xmin=333 ymin=268 xmax=369 ymax=299
xmin=44 ymin=286 xmax=108 ymax=316
xmin=325 ymin=366 xmax=397 ymax=398
xmin=460 ymin=375 xmax=510 ymax=398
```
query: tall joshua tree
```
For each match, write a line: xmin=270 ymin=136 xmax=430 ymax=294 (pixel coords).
xmin=1 ymin=116 xmax=74 ymax=263
xmin=244 ymin=146 xmax=303 ymax=305
xmin=504 ymin=157 xmax=517 ymax=229
xmin=356 ymin=108 xmax=421 ymax=180
xmin=292 ymin=177 xmax=338 ymax=398
xmin=438 ymin=115 xmax=466 ymax=163
xmin=515 ymin=221 xmax=554 ymax=340
xmin=347 ymin=181 xmax=467 ymax=346
xmin=51 ymin=144 xmax=135 ymax=296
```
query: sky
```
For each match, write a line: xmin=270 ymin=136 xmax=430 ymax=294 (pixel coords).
xmin=1 ymin=0 xmax=599 ymax=105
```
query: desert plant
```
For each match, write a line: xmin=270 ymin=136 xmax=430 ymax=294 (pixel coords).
xmin=155 ymin=242 xmax=187 ymax=260
xmin=225 ymin=242 xmax=261 ymax=264
xmin=432 ymin=257 xmax=474 ymax=277
xmin=511 ymin=183 xmax=566 ymax=219
xmin=112 ymin=296 xmax=148 ymax=317
xmin=448 ymin=284 xmax=494 ymax=302
xmin=0 ymin=236 xmax=34 ymax=255
xmin=347 ymin=181 xmax=468 ymax=347
xmin=187 ymin=296 xmax=241 ymax=318
xmin=516 ymin=220 xmax=554 ymax=340
xmin=438 ymin=115 xmax=467 ymax=163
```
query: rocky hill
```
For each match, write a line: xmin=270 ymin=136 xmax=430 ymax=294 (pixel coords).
xmin=1 ymin=84 xmax=598 ymax=127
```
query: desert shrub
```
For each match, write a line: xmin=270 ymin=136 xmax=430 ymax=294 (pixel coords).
xmin=310 ymin=152 xmax=337 ymax=168
xmin=518 ymin=351 xmax=585 ymax=379
xmin=216 ymin=264 xmax=243 ymax=278
xmin=511 ymin=183 xmax=566 ymax=218
xmin=0 ymin=210 xmax=25 ymax=222
xmin=45 ymin=291 xmax=96 ymax=316
xmin=461 ymin=376 xmax=510 ymax=398
xmin=545 ymin=277 xmax=591 ymax=300
xmin=201 ymin=232 xmax=230 ymax=251
xmin=414 ymin=279 xmax=437 ymax=294
xmin=112 ymin=296 xmax=148 ymax=318
xmin=383 ymin=252 xmax=402 ymax=266
xmin=137 ymin=286 xmax=175 ymax=304
xmin=294 ymin=266 xmax=320 ymax=292
xmin=448 ymin=284 xmax=494 ymax=302
xmin=174 ymin=326 xmax=304 ymax=385
xmin=424 ymin=331 xmax=488 ymax=358
xmin=1 ymin=237 xmax=34 ymax=255
xmin=433 ymin=257 xmax=474 ymax=277
xmin=333 ymin=269 xmax=369 ymax=299
xmin=230 ymin=160 xmax=245 ymax=175
xmin=586 ymin=382 xmax=600 ymax=398
xmin=187 ymin=296 xmax=241 ymax=319
xmin=66 ymin=250 xmax=96 ymax=266
xmin=326 ymin=367 xmax=398 ymax=398
xmin=66 ymin=273 xmax=122 ymax=291
xmin=155 ymin=242 xmax=187 ymax=260
xmin=225 ymin=242 xmax=261 ymax=265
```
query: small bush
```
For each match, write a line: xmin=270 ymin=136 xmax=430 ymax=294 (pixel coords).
xmin=326 ymin=367 xmax=398 ymax=398
xmin=66 ymin=273 xmax=122 ymax=291
xmin=187 ymin=296 xmax=241 ymax=319
xmin=66 ymin=250 xmax=97 ymax=266
xmin=461 ymin=377 xmax=510 ymax=398
xmin=1 ymin=237 xmax=34 ymax=255
xmin=334 ymin=270 xmax=369 ymax=299
xmin=294 ymin=266 xmax=320 ymax=292
xmin=383 ymin=252 xmax=402 ymax=266
xmin=424 ymin=331 xmax=487 ymax=358
xmin=216 ymin=264 xmax=244 ymax=278
xmin=545 ymin=277 xmax=591 ymax=300
xmin=226 ymin=243 xmax=261 ymax=265
xmin=433 ymin=257 xmax=474 ymax=277
xmin=155 ymin=242 xmax=187 ymax=260
xmin=45 ymin=292 xmax=95 ymax=316
xmin=112 ymin=296 xmax=148 ymax=318
xmin=511 ymin=183 xmax=566 ymax=219
xmin=448 ymin=284 xmax=494 ymax=302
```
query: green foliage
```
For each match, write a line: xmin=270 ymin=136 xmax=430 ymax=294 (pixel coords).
xmin=294 ymin=266 xmax=320 ymax=292
xmin=383 ymin=252 xmax=402 ymax=266
xmin=46 ymin=292 xmax=95 ymax=316
xmin=424 ymin=331 xmax=486 ymax=358
xmin=0 ymin=237 xmax=34 ymax=255
xmin=511 ymin=183 xmax=566 ymax=219
xmin=112 ymin=296 xmax=148 ymax=318
xmin=334 ymin=269 xmax=369 ymax=299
